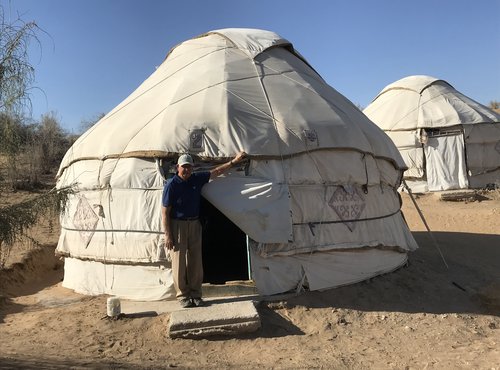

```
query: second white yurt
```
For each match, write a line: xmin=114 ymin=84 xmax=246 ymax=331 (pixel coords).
xmin=364 ymin=75 xmax=500 ymax=192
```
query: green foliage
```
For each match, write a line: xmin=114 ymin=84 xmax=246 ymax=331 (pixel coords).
xmin=0 ymin=111 xmax=72 ymax=189
xmin=0 ymin=186 xmax=72 ymax=268
xmin=0 ymin=112 xmax=26 ymax=189
xmin=0 ymin=6 xmax=41 ymax=114
xmin=0 ymin=5 xmax=47 ymax=190
xmin=32 ymin=112 xmax=71 ymax=174
xmin=0 ymin=112 xmax=24 ymax=156
xmin=0 ymin=6 xmax=76 ymax=268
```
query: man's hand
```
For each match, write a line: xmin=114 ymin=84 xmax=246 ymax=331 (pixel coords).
xmin=210 ymin=151 xmax=248 ymax=178
xmin=165 ymin=233 xmax=174 ymax=250
xmin=161 ymin=206 xmax=174 ymax=250
xmin=231 ymin=151 xmax=247 ymax=165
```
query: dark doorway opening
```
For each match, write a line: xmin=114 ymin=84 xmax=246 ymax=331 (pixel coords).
xmin=200 ymin=197 xmax=248 ymax=284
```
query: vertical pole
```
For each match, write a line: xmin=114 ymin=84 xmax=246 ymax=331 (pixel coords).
xmin=246 ymin=235 xmax=252 ymax=280
xmin=403 ymin=180 xmax=449 ymax=269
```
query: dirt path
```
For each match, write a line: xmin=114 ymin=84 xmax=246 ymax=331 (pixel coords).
xmin=0 ymin=191 xmax=499 ymax=369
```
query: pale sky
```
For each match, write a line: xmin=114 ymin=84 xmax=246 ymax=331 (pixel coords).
xmin=4 ymin=0 xmax=500 ymax=132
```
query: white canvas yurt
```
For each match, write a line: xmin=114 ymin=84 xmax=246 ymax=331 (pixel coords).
xmin=364 ymin=75 xmax=500 ymax=192
xmin=56 ymin=28 xmax=418 ymax=300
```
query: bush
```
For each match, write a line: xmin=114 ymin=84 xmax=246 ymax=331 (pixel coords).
xmin=0 ymin=186 xmax=72 ymax=268
xmin=0 ymin=112 xmax=73 ymax=189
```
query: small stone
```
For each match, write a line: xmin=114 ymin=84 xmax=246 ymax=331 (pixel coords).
xmin=337 ymin=318 xmax=348 ymax=325
xmin=327 ymin=334 xmax=338 ymax=341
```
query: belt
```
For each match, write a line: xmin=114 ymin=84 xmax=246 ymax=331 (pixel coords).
xmin=174 ymin=217 xmax=199 ymax=221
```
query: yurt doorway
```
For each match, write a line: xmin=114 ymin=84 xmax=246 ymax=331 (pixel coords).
xmin=424 ymin=129 xmax=469 ymax=191
xmin=200 ymin=197 xmax=249 ymax=284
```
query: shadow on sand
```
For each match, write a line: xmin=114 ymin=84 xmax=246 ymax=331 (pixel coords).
xmin=279 ymin=231 xmax=500 ymax=317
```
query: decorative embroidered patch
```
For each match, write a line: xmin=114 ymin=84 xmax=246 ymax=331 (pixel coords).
xmin=189 ymin=128 xmax=204 ymax=151
xmin=303 ymin=129 xmax=319 ymax=146
xmin=328 ymin=186 xmax=366 ymax=231
xmin=73 ymin=196 xmax=100 ymax=248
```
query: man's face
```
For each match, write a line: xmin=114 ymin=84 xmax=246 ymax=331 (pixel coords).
xmin=178 ymin=164 xmax=193 ymax=181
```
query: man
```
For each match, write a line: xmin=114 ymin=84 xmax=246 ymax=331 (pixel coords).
xmin=161 ymin=151 xmax=247 ymax=308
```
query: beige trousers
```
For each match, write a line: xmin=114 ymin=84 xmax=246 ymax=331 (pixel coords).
xmin=169 ymin=219 xmax=203 ymax=299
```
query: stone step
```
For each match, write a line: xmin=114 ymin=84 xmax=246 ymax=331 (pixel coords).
xmin=167 ymin=300 xmax=261 ymax=339
xmin=202 ymin=280 xmax=257 ymax=297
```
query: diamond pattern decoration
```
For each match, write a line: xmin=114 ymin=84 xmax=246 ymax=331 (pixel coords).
xmin=73 ymin=196 xmax=100 ymax=248
xmin=328 ymin=186 xmax=366 ymax=231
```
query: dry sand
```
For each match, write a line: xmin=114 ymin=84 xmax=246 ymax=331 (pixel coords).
xmin=0 ymin=189 xmax=499 ymax=369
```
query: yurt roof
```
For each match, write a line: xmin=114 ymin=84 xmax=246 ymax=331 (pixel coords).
xmin=374 ymin=75 xmax=451 ymax=97
xmin=364 ymin=75 xmax=500 ymax=131
xmin=58 ymin=28 xmax=405 ymax=177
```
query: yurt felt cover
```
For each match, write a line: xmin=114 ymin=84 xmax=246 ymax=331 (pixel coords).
xmin=363 ymin=75 xmax=500 ymax=131
xmin=56 ymin=29 xmax=418 ymax=298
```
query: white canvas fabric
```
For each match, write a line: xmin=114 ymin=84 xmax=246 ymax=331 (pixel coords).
xmin=425 ymin=135 xmax=468 ymax=191
xmin=202 ymin=175 xmax=293 ymax=243
xmin=62 ymin=257 xmax=176 ymax=300
xmin=250 ymin=247 xmax=408 ymax=296
xmin=386 ymin=131 xmax=424 ymax=179
xmin=56 ymin=29 xmax=418 ymax=300
xmin=364 ymin=76 xmax=499 ymax=131
xmin=464 ymin=125 xmax=500 ymax=176
xmin=57 ymin=31 xmax=404 ymax=175
xmin=364 ymin=75 xmax=500 ymax=191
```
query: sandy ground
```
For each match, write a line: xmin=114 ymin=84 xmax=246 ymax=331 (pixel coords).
xmin=0 ymin=189 xmax=499 ymax=369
